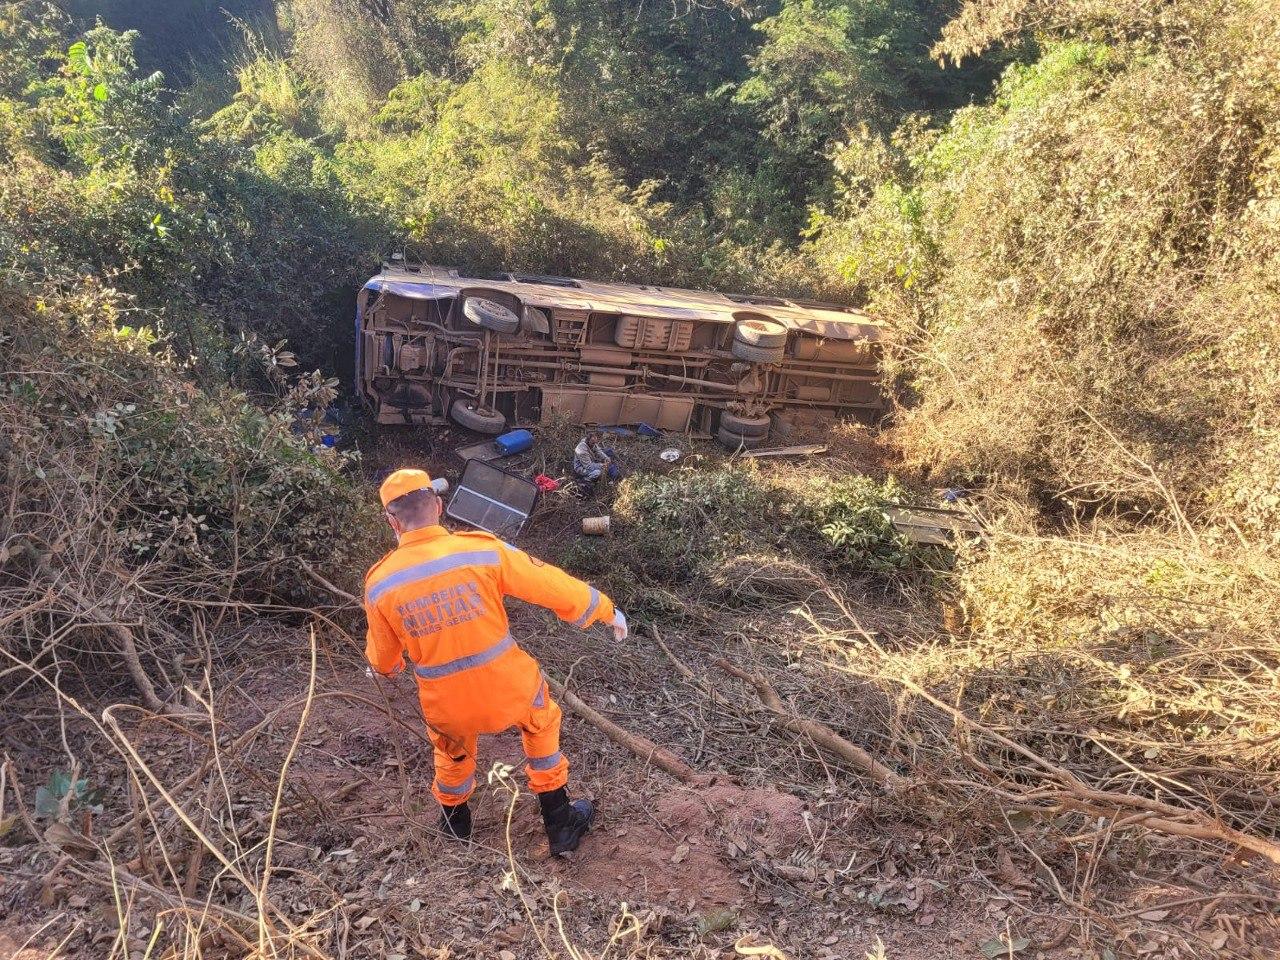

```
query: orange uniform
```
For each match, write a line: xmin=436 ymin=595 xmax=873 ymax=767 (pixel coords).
xmin=363 ymin=524 xmax=616 ymax=805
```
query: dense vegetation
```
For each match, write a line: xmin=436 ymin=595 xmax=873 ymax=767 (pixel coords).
xmin=11 ymin=0 xmax=1272 ymax=533
xmin=1 ymin=0 xmax=1274 ymax=752
xmin=0 ymin=0 xmax=1273 ymax=714
xmin=0 ymin=0 xmax=1000 ymax=680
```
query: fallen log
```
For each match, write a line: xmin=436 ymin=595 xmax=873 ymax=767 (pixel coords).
xmin=545 ymin=675 xmax=708 ymax=786
xmin=713 ymin=659 xmax=908 ymax=791
xmin=741 ymin=443 xmax=828 ymax=459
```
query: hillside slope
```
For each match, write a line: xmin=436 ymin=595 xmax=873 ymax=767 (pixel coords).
xmin=2 ymin=2 xmax=1278 ymax=959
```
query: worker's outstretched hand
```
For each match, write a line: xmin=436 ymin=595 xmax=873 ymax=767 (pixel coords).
xmin=612 ymin=609 xmax=629 ymax=642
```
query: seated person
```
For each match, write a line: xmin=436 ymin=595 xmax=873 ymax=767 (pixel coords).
xmin=573 ymin=431 xmax=621 ymax=483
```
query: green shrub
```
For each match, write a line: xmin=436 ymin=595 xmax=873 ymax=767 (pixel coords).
xmin=561 ymin=466 xmax=925 ymax=614
xmin=809 ymin=15 xmax=1280 ymax=541
xmin=1 ymin=276 xmax=381 ymax=604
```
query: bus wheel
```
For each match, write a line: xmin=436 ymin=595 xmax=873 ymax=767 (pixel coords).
xmin=462 ymin=296 xmax=521 ymax=334
xmin=717 ymin=424 xmax=769 ymax=450
xmin=720 ymin=411 xmax=771 ymax=437
xmin=450 ymin=398 xmax=507 ymax=434
xmin=730 ymin=339 xmax=786 ymax=363
xmin=734 ymin=317 xmax=788 ymax=349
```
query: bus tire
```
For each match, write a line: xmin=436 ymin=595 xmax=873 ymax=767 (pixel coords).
xmin=720 ymin=411 xmax=771 ymax=437
xmin=717 ymin=425 xmax=769 ymax=450
xmin=730 ymin=339 xmax=786 ymax=363
xmin=734 ymin=317 xmax=788 ymax=349
xmin=462 ymin=296 xmax=521 ymax=334
xmin=450 ymin=398 xmax=507 ymax=434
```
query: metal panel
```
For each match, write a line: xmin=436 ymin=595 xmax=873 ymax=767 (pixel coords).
xmin=540 ymin=388 xmax=587 ymax=420
xmin=618 ymin=394 xmax=661 ymax=424
xmin=540 ymin=388 xmax=692 ymax=430
xmin=582 ymin=392 xmax=625 ymax=423
xmin=885 ymin=506 xmax=983 ymax=545
xmin=446 ymin=459 xmax=539 ymax=540
xmin=662 ymin=397 xmax=695 ymax=430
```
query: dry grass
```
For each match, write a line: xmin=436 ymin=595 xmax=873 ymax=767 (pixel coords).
xmin=793 ymin=528 xmax=1280 ymax=952
xmin=2 ymin=633 xmax=330 ymax=958
xmin=0 ymin=615 xmax=791 ymax=960
xmin=5 ymin=444 xmax=1280 ymax=958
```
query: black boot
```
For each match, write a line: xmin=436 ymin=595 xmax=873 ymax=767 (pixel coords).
xmin=439 ymin=801 xmax=472 ymax=841
xmin=538 ymin=787 xmax=595 ymax=856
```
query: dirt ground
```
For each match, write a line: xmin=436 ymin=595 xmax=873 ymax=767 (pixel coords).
xmin=7 ymin=616 xmax=1274 ymax=959
xmin=0 ymin=648 xmax=1029 ymax=959
xmin=3 ymin=424 xmax=1277 ymax=959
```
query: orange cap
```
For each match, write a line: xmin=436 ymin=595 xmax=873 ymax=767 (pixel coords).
xmin=379 ymin=468 xmax=434 ymax=508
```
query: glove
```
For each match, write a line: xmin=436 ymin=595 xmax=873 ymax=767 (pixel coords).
xmin=611 ymin=609 xmax=628 ymax=642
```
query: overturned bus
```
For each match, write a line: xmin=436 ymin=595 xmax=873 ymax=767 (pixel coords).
xmin=355 ymin=263 xmax=885 ymax=448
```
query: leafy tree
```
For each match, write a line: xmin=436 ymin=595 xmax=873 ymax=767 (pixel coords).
xmin=810 ymin=3 xmax=1280 ymax=532
xmin=30 ymin=26 xmax=168 ymax=168
xmin=736 ymin=0 xmax=997 ymax=209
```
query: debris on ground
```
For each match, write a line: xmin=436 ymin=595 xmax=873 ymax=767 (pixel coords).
xmin=885 ymin=504 xmax=984 ymax=545
xmin=445 ymin=457 xmax=540 ymax=538
xmin=581 ymin=515 xmax=611 ymax=535
xmin=742 ymin=443 xmax=829 ymax=459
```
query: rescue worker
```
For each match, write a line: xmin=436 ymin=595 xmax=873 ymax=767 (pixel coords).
xmin=363 ymin=468 xmax=628 ymax=855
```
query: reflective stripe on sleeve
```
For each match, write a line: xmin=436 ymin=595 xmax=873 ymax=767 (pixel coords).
xmin=412 ymin=634 xmax=515 ymax=680
xmin=572 ymin=587 xmax=600 ymax=628
xmin=366 ymin=550 xmax=500 ymax=604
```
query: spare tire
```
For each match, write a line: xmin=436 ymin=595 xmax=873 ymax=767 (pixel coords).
xmin=720 ymin=411 xmax=771 ymax=437
xmin=731 ymin=339 xmax=786 ymax=364
xmin=462 ymin=296 xmax=521 ymax=334
xmin=450 ymin=398 xmax=507 ymax=434
xmin=734 ymin=317 xmax=788 ymax=349
xmin=717 ymin=425 xmax=768 ymax=450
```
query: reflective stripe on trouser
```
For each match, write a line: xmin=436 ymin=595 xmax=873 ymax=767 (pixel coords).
xmin=520 ymin=681 xmax=568 ymax=795
xmin=425 ymin=681 xmax=569 ymax=803
xmin=428 ymin=728 xmax=478 ymax=806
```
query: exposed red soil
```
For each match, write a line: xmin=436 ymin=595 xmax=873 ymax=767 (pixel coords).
xmin=232 ymin=661 xmax=1060 ymax=959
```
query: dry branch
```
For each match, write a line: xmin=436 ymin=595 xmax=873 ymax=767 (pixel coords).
xmin=257 ymin=628 xmax=318 ymax=955
xmin=104 ymin=620 xmax=167 ymax=714
xmin=69 ymin=861 xmax=262 ymax=954
xmin=854 ymin=640 xmax=1280 ymax=867
xmin=713 ymin=658 xmax=909 ymax=791
xmin=545 ymin=675 xmax=708 ymax=785
xmin=299 ymin=560 xmax=359 ymax=607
